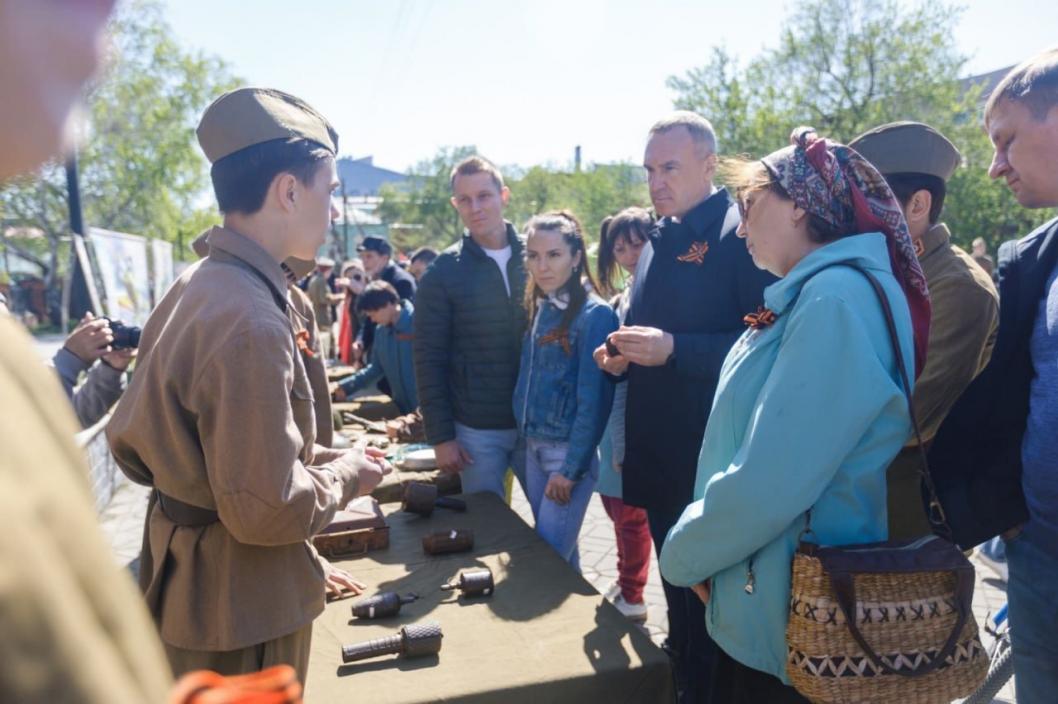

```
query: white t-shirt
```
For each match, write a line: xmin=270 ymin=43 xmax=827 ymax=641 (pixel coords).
xmin=483 ymin=245 xmax=513 ymax=296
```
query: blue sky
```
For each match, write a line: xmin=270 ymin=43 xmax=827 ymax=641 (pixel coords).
xmin=161 ymin=0 xmax=1058 ymax=172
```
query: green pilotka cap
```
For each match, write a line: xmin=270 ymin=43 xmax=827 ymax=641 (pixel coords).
xmin=849 ymin=121 xmax=961 ymax=182
xmin=196 ymin=87 xmax=338 ymax=164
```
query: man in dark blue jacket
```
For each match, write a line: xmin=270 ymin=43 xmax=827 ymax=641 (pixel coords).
xmin=929 ymin=48 xmax=1058 ymax=704
xmin=413 ymin=156 xmax=528 ymax=498
xmin=596 ymin=112 xmax=774 ymax=703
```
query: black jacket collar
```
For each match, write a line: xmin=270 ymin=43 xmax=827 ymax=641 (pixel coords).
xmin=462 ymin=221 xmax=522 ymax=260
xmin=660 ymin=188 xmax=733 ymax=240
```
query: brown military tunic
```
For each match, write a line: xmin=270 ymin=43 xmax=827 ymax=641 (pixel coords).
xmin=107 ymin=226 xmax=360 ymax=654
xmin=192 ymin=232 xmax=334 ymax=447
xmin=285 ymin=261 xmax=335 ymax=448
xmin=0 ymin=315 xmax=172 ymax=703
xmin=887 ymin=223 xmax=999 ymax=539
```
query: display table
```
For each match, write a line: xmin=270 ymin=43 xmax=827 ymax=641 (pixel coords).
xmin=305 ymin=492 xmax=673 ymax=703
xmin=333 ymin=396 xmax=400 ymax=424
xmin=326 ymin=364 xmax=357 ymax=382
xmin=332 ymin=394 xmax=455 ymax=505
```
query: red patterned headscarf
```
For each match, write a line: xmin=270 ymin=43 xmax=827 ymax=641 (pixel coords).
xmin=762 ymin=127 xmax=931 ymax=377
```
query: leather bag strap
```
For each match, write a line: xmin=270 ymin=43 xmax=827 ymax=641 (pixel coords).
xmin=827 ymin=565 xmax=975 ymax=677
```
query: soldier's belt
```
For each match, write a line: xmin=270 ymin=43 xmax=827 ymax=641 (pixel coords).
xmin=157 ymin=490 xmax=220 ymax=527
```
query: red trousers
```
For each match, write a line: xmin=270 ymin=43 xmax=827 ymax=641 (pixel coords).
xmin=600 ymin=495 xmax=653 ymax=604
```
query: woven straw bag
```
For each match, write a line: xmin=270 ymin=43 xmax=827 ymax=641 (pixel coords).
xmin=785 ymin=264 xmax=989 ymax=703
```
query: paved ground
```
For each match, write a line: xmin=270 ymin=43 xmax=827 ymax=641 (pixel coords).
xmin=32 ymin=332 xmax=66 ymax=361
xmin=100 ymin=472 xmax=1015 ymax=702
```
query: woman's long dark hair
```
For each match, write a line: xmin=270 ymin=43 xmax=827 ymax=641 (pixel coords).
xmin=596 ymin=207 xmax=653 ymax=297
xmin=523 ymin=210 xmax=600 ymax=355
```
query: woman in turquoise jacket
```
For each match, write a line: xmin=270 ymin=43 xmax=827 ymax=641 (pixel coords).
xmin=660 ymin=128 xmax=931 ymax=702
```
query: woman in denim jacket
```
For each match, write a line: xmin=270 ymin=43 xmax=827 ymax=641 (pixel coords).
xmin=660 ymin=128 xmax=931 ymax=702
xmin=513 ymin=211 xmax=618 ymax=568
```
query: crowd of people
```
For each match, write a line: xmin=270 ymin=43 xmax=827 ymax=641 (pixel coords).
xmin=1 ymin=2 xmax=1056 ymax=702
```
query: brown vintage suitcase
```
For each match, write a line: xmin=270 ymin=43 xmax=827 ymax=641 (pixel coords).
xmin=312 ymin=497 xmax=389 ymax=558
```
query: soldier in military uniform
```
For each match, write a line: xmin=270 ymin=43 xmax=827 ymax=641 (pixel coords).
xmin=107 ymin=88 xmax=390 ymax=684
xmin=0 ymin=0 xmax=175 ymax=701
xmin=192 ymin=232 xmax=339 ymax=448
xmin=850 ymin=121 xmax=999 ymax=539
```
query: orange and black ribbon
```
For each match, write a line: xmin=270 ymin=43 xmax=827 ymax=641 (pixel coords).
xmin=295 ymin=329 xmax=315 ymax=358
xmin=676 ymin=241 xmax=710 ymax=265
xmin=743 ymin=306 xmax=778 ymax=329
xmin=538 ymin=329 xmax=572 ymax=356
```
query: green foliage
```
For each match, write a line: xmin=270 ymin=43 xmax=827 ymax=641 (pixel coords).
xmin=0 ymin=0 xmax=239 ymax=277
xmin=505 ymin=163 xmax=649 ymax=239
xmin=377 ymin=147 xmax=649 ymax=251
xmin=377 ymin=146 xmax=477 ymax=252
xmin=668 ymin=0 xmax=1053 ymax=252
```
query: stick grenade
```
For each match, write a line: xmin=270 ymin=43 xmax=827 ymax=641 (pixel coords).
xmin=422 ymin=528 xmax=474 ymax=555
xmin=350 ymin=592 xmax=419 ymax=620
xmin=441 ymin=567 xmax=494 ymax=597
xmin=402 ymin=482 xmax=467 ymax=517
xmin=340 ymin=622 xmax=443 ymax=663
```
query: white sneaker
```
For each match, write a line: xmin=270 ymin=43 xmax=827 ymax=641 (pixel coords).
xmin=612 ymin=594 xmax=649 ymax=623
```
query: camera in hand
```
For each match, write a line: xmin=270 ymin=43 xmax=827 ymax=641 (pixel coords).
xmin=102 ymin=318 xmax=141 ymax=350
xmin=605 ymin=336 xmax=620 ymax=358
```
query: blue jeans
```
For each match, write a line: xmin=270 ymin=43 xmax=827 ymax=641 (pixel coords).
xmin=454 ymin=422 xmax=526 ymax=499
xmin=523 ymin=437 xmax=598 ymax=570
xmin=1006 ymin=527 xmax=1058 ymax=704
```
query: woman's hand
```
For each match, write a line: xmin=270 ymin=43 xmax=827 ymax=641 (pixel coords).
xmin=544 ymin=473 xmax=575 ymax=505
xmin=319 ymin=556 xmax=366 ymax=600
xmin=691 ymin=579 xmax=711 ymax=606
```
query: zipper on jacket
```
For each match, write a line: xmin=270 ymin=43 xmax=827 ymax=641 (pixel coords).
xmin=520 ymin=305 xmax=543 ymax=434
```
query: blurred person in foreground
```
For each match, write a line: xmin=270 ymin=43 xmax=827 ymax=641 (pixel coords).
xmin=0 ymin=1 xmax=174 ymax=701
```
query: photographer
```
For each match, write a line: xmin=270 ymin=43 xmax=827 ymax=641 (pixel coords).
xmin=50 ymin=311 xmax=136 ymax=428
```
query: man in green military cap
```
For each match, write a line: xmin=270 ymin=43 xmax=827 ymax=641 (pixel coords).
xmin=107 ymin=87 xmax=391 ymax=683
xmin=850 ymin=121 xmax=999 ymax=539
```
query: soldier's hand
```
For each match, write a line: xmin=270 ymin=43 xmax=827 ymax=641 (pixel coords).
xmin=434 ymin=440 xmax=473 ymax=474
xmin=329 ymin=446 xmax=390 ymax=504
xmin=63 ymin=312 xmax=113 ymax=363
xmin=353 ymin=446 xmax=392 ymax=497
xmin=319 ymin=556 xmax=366 ymax=600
